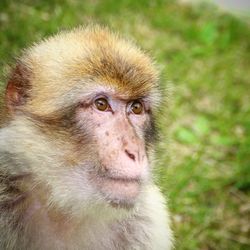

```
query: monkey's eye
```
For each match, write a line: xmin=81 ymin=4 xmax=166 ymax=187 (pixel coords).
xmin=94 ymin=98 xmax=109 ymax=111
xmin=130 ymin=100 xmax=144 ymax=115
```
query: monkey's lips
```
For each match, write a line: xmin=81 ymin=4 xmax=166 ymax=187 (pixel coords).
xmin=97 ymin=176 xmax=141 ymax=206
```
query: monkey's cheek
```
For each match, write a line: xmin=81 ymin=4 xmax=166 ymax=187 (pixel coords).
xmin=99 ymin=179 xmax=141 ymax=203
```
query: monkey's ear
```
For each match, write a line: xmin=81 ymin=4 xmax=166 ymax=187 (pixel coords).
xmin=5 ymin=63 xmax=31 ymax=112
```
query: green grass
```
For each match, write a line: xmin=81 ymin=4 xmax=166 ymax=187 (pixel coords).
xmin=0 ymin=0 xmax=249 ymax=249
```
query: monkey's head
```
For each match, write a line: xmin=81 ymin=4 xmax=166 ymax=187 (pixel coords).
xmin=5 ymin=26 xmax=161 ymax=215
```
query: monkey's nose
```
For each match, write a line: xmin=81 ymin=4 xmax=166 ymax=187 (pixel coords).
xmin=125 ymin=149 xmax=136 ymax=161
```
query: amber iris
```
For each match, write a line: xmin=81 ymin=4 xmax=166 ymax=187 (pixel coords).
xmin=131 ymin=100 xmax=143 ymax=114
xmin=95 ymin=98 xmax=109 ymax=111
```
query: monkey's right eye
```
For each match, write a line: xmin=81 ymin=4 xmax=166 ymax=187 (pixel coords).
xmin=94 ymin=98 xmax=109 ymax=111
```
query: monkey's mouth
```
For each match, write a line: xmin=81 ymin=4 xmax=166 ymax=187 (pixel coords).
xmin=103 ymin=176 xmax=141 ymax=183
xmin=96 ymin=176 xmax=142 ymax=207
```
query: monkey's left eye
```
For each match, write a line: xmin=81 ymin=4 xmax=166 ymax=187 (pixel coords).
xmin=94 ymin=98 xmax=109 ymax=111
xmin=130 ymin=100 xmax=144 ymax=115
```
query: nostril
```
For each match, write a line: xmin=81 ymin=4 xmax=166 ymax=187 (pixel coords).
xmin=125 ymin=149 xmax=136 ymax=161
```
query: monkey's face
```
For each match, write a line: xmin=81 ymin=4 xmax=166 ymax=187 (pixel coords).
xmin=75 ymin=85 xmax=153 ymax=208
xmin=5 ymin=27 xmax=160 ymax=213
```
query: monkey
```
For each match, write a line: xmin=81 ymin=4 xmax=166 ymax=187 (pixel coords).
xmin=0 ymin=26 xmax=173 ymax=250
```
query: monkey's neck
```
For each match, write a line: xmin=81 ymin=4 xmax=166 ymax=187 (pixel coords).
xmin=21 ymin=194 xmax=137 ymax=249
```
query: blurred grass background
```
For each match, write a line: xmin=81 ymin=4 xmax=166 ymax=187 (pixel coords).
xmin=0 ymin=0 xmax=249 ymax=249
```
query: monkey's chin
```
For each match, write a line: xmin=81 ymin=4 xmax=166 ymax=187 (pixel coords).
xmin=99 ymin=178 xmax=141 ymax=209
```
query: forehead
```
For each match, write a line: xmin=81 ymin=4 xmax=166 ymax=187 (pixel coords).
xmin=59 ymin=45 xmax=158 ymax=99
xmin=69 ymin=83 xmax=151 ymax=104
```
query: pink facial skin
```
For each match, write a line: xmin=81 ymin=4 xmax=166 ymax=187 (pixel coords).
xmin=76 ymin=87 xmax=151 ymax=206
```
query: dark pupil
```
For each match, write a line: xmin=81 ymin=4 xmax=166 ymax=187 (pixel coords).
xmin=134 ymin=103 xmax=140 ymax=110
xmin=98 ymin=100 xmax=105 ymax=107
xmin=95 ymin=98 xmax=107 ymax=110
xmin=132 ymin=102 xmax=142 ymax=113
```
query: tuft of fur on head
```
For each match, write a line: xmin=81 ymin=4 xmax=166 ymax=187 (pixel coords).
xmin=11 ymin=25 xmax=160 ymax=117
